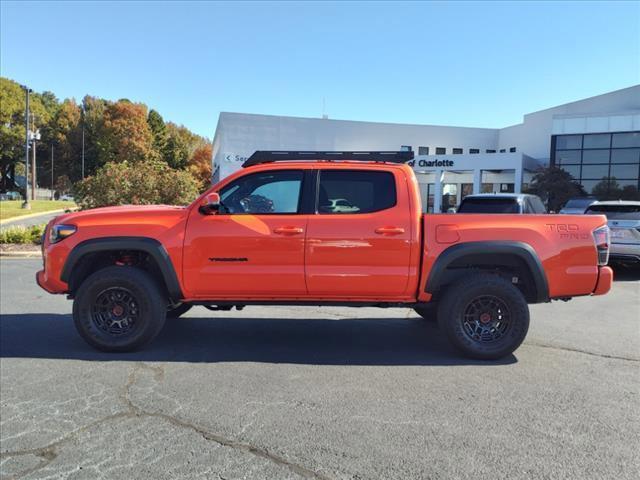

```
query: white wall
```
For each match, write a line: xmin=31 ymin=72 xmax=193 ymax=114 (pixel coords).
xmin=213 ymin=112 xmax=499 ymax=179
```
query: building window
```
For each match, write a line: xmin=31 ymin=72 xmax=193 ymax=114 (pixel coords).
xmin=418 ymin=146 xmax=429 ymax=156
xmin=499 ymin=149 xmax=506 ymax=153
xmin=556 ymin=135 xmax=582 ymax=150
xmin=486 ymin=149 xmax=496 ymax=153
xmin=400 ymin=145 xmax=412 ymax=152
xmin=551 ymin=132 xmax=640 ymax=199
xmin=509 ymin=147 xmax=517 ymax=153
xmin=452 ymin=148 xmax=463 ymax=154
xmin=469 ymin=149 xmax=480 ymax=154
xmin=612 ymin=132 xmax=640 ymax=148
xmin=583 ymin=133 xmax=611 ymax=149
xmin=435 ymin=147 xmax=446 ymax=155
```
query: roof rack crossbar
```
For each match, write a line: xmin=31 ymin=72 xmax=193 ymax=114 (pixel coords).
xmin=242 ymin=150 xmax=414 ymax=168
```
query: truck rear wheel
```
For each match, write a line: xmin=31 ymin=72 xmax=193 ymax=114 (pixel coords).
xmin=73 ymin=266 xmax=167 ymax=352
xmin=437 ymin=273 xmax=529 ymax=360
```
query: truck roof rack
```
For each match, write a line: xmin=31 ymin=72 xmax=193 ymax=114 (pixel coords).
xmin=242 ymin=150 xmax=414 ymax=168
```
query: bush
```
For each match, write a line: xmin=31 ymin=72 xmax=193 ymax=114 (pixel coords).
xmin=74 ymin=160 xmax=200 ymax=209
xmin=0 ymin=224 xmax=46 ymax=244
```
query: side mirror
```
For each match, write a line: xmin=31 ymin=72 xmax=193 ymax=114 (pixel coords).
xmin=200 ymin=192 xmax=221 ymax=215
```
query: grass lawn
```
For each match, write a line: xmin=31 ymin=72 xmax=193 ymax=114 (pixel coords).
xmin=0 ymin=200 xmax=76 ymax=221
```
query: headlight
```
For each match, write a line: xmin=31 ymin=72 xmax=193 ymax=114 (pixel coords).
xmin=49 ymin=224 xmax=77 ymax=244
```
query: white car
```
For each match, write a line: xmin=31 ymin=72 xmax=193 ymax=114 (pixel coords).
xmin=586 ymin=201 xmax=640 ymax=266
xmin=327 ymin=198 xmax=360 ymax=213
xmin=60 ymin=194 xmax=75 ymax=202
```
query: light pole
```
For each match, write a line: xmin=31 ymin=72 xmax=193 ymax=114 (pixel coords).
xmin=51 ymin=144 xmax=55 ymax=200
xmin=29 ymin=127 xmax=40 ymax=201
xmin=21 ymin=85 xmax=32 ymax=210
xmin=81 ymin=103 xmax=85 ymax=179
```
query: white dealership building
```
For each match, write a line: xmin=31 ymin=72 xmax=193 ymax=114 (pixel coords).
xmin=212 ymin=85 xmax=640 ymax=212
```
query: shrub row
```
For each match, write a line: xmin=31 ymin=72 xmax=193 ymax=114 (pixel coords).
xmin=0 ymin=224 xmax=46 ymax=244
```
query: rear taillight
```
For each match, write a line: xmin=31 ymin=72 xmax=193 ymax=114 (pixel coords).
xmin=593 ymin=225 xmax=610 ymax=266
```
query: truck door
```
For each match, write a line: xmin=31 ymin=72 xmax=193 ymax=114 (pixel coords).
xmin=183 ymin=169 xmax=309 ymax=298
xmin=305 ymin=168 xmax=412 ymax=297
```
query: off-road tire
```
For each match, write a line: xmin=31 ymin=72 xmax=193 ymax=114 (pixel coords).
xmin=437 ymin=273 xmax=529 ymax=360
xmin=73 ymin=266 xmax=167 ymax=352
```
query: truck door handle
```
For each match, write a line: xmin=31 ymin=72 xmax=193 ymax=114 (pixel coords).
xmin=274 ymin=226 xmax=304 ymax=235
xmin=375 ymin=226 xmax=405 ymax=235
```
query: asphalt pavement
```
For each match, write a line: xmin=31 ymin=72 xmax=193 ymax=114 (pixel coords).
xmin=0 ymin=211 xmax=67 ymax=231
xmin=0 ymin=259 xmax=638 ymax=479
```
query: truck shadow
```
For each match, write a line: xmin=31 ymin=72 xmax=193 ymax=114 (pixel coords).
xmin=0 ymin=314 xmax=516 ymax=366
xmin=611 ymin=264 xmax=640 ymax=282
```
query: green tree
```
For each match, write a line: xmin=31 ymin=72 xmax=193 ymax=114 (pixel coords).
xmin=524 ymin=166 xmax=586 ymax=212
xmin=620 ymin=185 xmax=640 ymax=200
xmin=0 ymin=77 xmax=50 ymax=192
xmin=147 ymin=109 xmax=168 ymax=157
xmin=164 ymin=122 xmax=208 ymax=169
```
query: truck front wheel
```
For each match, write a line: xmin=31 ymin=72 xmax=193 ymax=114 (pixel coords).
xmin=437 ymin=273 xmax=529 ymax=360
xmin=73 ymin=266 xmax=167 ymax=352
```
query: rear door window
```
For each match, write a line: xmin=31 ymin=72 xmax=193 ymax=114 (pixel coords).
xmin=317 ymin=170 xmax=396 ymax=214
xmin=457 ymin=198 xmax=520 ymax=214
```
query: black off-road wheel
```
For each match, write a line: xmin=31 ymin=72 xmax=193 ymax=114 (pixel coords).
xmin=167 ymin=303 xmax=192 ymax=319
xmin=437 ymin=273 xmax=529 ymax=360
xmin=73 ymin=266 xmax=167 ymax=352
xmin=413 ymin=303 xmax=438 ymax=323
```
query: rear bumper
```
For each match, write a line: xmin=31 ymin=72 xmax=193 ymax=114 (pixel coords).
xmin=610 ymin=243 xmax=640 ymax=262
xmin=592 ymin=266 xmax=613 ymax=296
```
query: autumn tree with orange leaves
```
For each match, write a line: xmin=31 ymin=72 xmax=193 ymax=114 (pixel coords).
xmin=188 ymin=144 xmax=213 ymax=190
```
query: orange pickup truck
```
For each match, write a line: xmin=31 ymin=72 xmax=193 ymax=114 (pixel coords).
xmin=37 ymin=151 xmax=613 ymax=359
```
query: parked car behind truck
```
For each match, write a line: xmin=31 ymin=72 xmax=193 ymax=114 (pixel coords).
xmin=586 ymin=200 xmax=640 ymax=265
xmin=37 ymin=151 xmax=613 ymax=360
xmin=456 ymin=193 xmax=547 ymax=214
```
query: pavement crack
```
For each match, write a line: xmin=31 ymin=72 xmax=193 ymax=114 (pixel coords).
xmin=0 ymin=411 xmax=133 ymax=480
xmin=122 ymin=362 xmax=331 ymax=480
xmin=525 ymin=341 xmax=639 ymax=362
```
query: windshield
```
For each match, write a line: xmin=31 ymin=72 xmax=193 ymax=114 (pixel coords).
xmin=586 ymin=204 xmax=640 ymax=220
xmin=457 ymin=198 xmax=520 ymax=214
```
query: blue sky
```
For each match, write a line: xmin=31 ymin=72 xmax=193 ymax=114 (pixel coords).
xmin=1 ymin=1 xmax=638 ymax=138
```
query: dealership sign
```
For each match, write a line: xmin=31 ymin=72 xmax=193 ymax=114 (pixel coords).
xmin=224 ymin=153 xmax=248 ymax=163
xmin=408 ymin=159 xmax=454 ymax=168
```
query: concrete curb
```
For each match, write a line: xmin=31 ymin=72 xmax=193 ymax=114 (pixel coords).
xmin=0 ymin=207 xmax=78 ymax=226
xmin=0 ymin=250 xmax=41 ymax=258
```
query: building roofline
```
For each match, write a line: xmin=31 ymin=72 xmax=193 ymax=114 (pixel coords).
xmin=523 ymin=84 xmax=640 ymax=118
xmin=218 ymin=111 xmax=500 ymax=132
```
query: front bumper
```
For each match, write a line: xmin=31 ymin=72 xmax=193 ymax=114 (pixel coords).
xmin=592 ymin=266 xmax=613 ymax=296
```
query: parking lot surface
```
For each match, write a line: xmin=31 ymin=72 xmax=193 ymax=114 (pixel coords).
xmin=1 ymin=259 xmax=639 ymax=479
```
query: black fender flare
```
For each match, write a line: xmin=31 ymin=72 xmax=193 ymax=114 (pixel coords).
xmin=425 ymin=241 xmax=549 ymax=303
xmin=60 ymin=237 xmax=183 ymax=301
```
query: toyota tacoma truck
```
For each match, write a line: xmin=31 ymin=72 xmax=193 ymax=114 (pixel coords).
xmin=37 ymin=151 xmax=613 ymax=359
